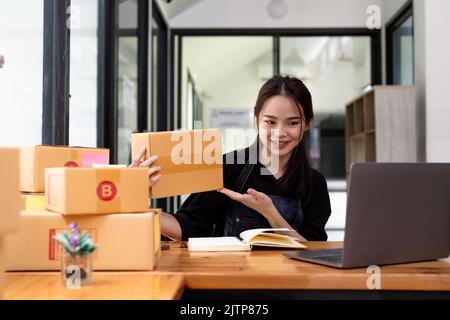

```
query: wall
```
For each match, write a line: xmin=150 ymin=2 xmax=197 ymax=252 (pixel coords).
xmin=414 ymin=0 xmax=450 ymax=162
xmin=0 ymin=0 xmax=44 ymax=146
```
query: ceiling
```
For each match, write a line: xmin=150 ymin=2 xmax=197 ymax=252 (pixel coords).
xmin=156 ymin=0 xmax=205 ymax=21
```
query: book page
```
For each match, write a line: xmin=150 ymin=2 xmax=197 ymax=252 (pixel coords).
xmin=239 ymin=228 xmax=292 ymax=244
xmin=188 ymin=237 xmax=250 ymax=252
xmin=249 ymin=234 xmax=306 ymax=248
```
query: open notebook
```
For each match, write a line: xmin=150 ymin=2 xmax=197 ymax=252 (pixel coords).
xmin=188 ymin=228 xmax=307 ymax=252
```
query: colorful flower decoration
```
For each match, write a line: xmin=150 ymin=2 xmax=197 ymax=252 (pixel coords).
xmin=54 ymin=222 xmax=97 ymax=256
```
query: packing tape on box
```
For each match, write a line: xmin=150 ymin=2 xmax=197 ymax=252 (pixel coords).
xmin=70 ymin=148 xmax=79 ymax=166
xmin=95 ymin=169 xmax=122 ymax=212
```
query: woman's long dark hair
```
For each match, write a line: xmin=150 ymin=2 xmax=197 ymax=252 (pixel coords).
xmin=254 ymin=75 xmax=314 ymax=202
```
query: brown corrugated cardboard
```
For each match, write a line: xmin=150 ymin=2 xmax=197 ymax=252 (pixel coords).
xmin=45 ymin=167 xmax=149 ymax=215
xmin=20 ymin=145 xmax=110 ymax=192
xmin=0 ymin=238 xmax=5 ymax=299
xmin=0 ymin=148 xmax=21 ymax=235
xmin=5 ymin=210 xmax=161 ymax=271
xmin=131 ymin=129 xmax=223 ymax=198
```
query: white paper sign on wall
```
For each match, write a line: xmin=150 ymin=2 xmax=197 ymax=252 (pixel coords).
xmin=209 ymin=108 xmax=252 ymax=129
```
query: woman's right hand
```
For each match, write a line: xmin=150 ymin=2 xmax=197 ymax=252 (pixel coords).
xmin=129 ymin=148 xmax=182 ymax=240
xmin=129 ymin=147 xmax=162 ymax=187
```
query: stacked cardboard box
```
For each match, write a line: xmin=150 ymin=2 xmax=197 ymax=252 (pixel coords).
xmin=20 ymin=145 xmax=110 ymax=192
xmin=0 ymin=148 xmax=22 ymax=298
xmin=0 ymin=239 xmax=5 ymax=299
xmin=19 ymin=145 xmax=110 ymax=210
xmin=131 ymin=129 xmax=224 ymax=198
xmin=5 ymin=210 xmax=161 ymax=271
xmin=44 ymin=167 xmax=150 ymax=215
xmin=5 ymin=145 xmax=162 ymax=272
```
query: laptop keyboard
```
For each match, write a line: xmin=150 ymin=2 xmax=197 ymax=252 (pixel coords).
xmin=299 ymin=248 xmax=344 ymax=264
xmin=312 ymin=254 xmax=343 ymax=264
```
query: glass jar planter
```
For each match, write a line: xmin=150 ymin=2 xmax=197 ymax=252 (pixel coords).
xmin=61 ymin=252 xmax=93 ymax=288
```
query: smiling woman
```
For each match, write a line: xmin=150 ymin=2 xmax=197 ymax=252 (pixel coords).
xmin=130 ymin=75 xmax=332 ymax=242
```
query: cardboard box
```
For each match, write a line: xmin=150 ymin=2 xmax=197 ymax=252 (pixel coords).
xmin=21 ymin=193 xmax=45 ymax=210
xmin=5 ymin=210 xmax=161 ymax=271
xmin=0 ymin=238 xmax=5 ymax=299
xmin=45 ymin=167 xmax=149 ymax=215
xmin=20 ymin=145 xmax=110 ymax=192
xmin=131 ymin=129 xmax=223 ymax=198
xmin=0 ymin=148 xmax=21 ymax=235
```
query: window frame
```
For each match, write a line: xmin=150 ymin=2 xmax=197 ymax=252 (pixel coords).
xmin=386 ymin=0 xmax=413 ymax=85
xmin=151 ymin=0 xmax=169 ymax=212
xmin=114 ymin=0 xmax=149 ymax=164
xmin=42 ymin=0 xmax=71 ymax=145
xmin=42 ymin=0 xmax=149 ymax=163
xmin=152 ymin=0 xmax=169 ymax=132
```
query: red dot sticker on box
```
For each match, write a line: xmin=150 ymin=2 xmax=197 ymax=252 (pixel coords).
xmin=96 ymin=181 xmax=117 ymax=201
xmin=64 ymin=161 xmax=79 ymax=167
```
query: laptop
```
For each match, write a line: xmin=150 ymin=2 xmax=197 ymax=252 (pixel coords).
xmin=284 ymin=163 xmax=450 ymax=269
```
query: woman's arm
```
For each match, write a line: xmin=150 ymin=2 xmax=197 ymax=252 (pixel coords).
xmin=263 ymin=206 xmax=307 ymax=241
xmin=129 ymin=148 xmax=183 ymax=240
xmin=219 ymin=187 xmax=308 ymax=241
xmin=159 ymin=199 xmax=306 ymax=242
xmin=297 ymin=170 xmax=331 ymax=241
xmin=160 ymin=212 xmax=182 ymax=241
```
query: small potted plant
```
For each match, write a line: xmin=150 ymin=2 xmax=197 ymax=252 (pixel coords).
xmin=54 ymin=222 xmax=97 ymax=287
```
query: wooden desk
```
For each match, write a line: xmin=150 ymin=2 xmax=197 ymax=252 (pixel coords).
xmin=3 ymin=242 xmax=450 ymax=300
xmin=3 ymin=273 xmax=184 ymax=300
xmin=154 ymin=242 xmax=450 ymax=294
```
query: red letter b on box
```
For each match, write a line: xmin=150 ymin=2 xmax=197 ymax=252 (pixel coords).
xmin=97 ymin=181 xmax=117 ymax=201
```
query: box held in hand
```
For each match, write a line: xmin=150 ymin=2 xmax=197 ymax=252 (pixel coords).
xmin=131 ymin=129 xmax=223 ymax=198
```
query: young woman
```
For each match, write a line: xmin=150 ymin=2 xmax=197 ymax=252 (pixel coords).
xmin=131 ymin=75 xmax=331 ymax=241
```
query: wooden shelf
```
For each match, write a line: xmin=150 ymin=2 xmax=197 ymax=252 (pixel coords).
xmin=346 ymin=104 xmax=354 ymax=136
xmin=350 ymin=132 xmax=366 ymax=139
xmin=363 ymin=91 xmax=375 ymax=131
xmin=345 ymin=86 xmax=417 ymax=178
xmin=353 ymin=98 xmax=364 ymax=134
xmin=365 ymin=131 xmax=376 ymax=162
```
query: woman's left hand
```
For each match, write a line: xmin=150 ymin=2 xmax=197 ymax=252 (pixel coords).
xmin=218 ymin=188 xmax=275 ymax=219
